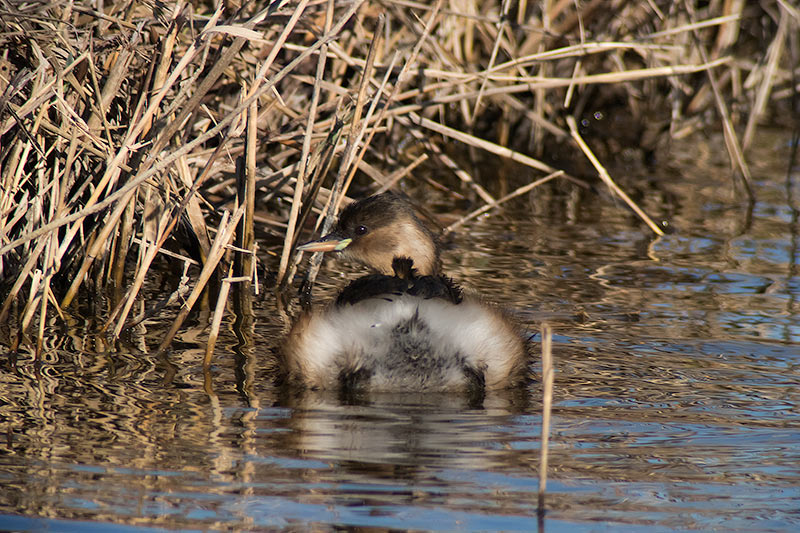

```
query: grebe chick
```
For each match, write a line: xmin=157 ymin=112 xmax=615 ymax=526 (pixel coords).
xmin=282 ymin=192 xmax=527 ymax=393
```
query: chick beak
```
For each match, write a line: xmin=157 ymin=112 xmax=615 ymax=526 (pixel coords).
xmin=296 ymin=233 xmax=352 ymax=253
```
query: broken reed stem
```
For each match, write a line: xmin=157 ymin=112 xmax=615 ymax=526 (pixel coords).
xmin=20 ymin=270 xmax=42 ymax=335
xmin=538 ymin=323 xmax=554 ymax=513
xmin=444 ymin=170 xmax=564 ymax=234
xmin=157 ymin=204 xmax=245 ymax=355
xmin=375 ymin=153 xmax=429 ymax=194
xmin=566 ymin=116 xmax=665 ymax=237
xmin=244 ymin=96 xmax=258 ymax=280
xmin=413 ymin=113 xmax=562 ymax=177
xmin=35 ymin=263 xmax=49 ymax=361
xmin=204 ymin=271 xmax=249 ymax=370
xmin=112 ymin=191 xmax=136 ymax=291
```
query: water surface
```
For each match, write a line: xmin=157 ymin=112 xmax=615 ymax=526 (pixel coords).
xmin=1 ymin=130 xmax=798 ymax=531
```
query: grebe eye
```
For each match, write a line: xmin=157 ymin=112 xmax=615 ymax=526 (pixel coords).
xmin=355 ymin=225 xmax=368 ymax=236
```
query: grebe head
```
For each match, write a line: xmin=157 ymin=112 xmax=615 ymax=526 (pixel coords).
xmin=297 ymin=192 xmax=441 ymax=276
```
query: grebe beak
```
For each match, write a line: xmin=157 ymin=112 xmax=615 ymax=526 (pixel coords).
xmin=297 ymin=233 xmax=352 ymax=253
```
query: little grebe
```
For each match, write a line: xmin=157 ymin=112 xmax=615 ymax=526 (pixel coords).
xmin=282 ymin=192 xmax=527 ymax=393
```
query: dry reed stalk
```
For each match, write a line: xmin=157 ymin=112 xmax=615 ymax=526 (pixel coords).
xmin=385 ymin=0 xmax=507 ymax=25
xmin=444 ymin=170 xmax=564 ymax=234
xmin=336 ymin=14 xmax=387 ymax=206
xmin=328 ymin=41 xmax=686 ymax=86
xmin=471 ymin=0 xmax=512 ymax=123
xmin=279 ymin=115 xmax=348 ymax=293
xmin=110 ymin=185 xmax=136 ymax=292
xmin=298 ymin=106 xmax=352 ymax=297
xmin=538 ymin=323 xmax=554 ymax=516
xmin=19 ymin=268 xmax=41 ymax=337
xmin=646 ymin=13 xmax=742 ymax=40
xmin=375 ymin=153 xmax=429 ymax=194
xmin=684 ymin=0 xmax=753 ymax=198
xmin=147 ymin=17 xmax=253 ymax=157
xmin=386 ymin=57 xmax=733 ymax=112
xmin=532 ymin=0 xmax=553 ymax=157
xmin=711 ymin=1 xmax=744 ymax=58
xmin=403 ymin=138 xmax=478 ymax=200
xmin=233 ymin=90 xmax=258 ymax=292
xmin=336 ymin=0 xmax=446 ymax=206
xmin=84 ymin=35 xmax=135 ymax=140
xmin=277 ymin=0 xmax=334 ymax=287
xmin=109 ymin=201 xmax=172 ymax=339
xmin=413 ymin=112 xmax=562 ymax=176
xmin=142 ymin=1 xmax=184 ymax=137
xmin=0 ymin=51 xmax=89 ymax=137
xmin=246 ymin=1 xmax=312 ymax=102
xmin=157 ymin=204 xmax=245 ymax=355
xmin=342 ymin=50 xmax=400 ymax=181
xmin=742 ymin=5 xmax=788 ymax=150
xmin=204 ymin=270 xmax=249 ymax=371
xmin=503 ymin=92 xmax=568 ymax=139
xmin=126 ymin=238 xmax=199 ymax=267
xmin=111 ymin=261 xmax=192 ymax=333
xmin=175 ymin=154 xmax=212 ymax=261
xmin=566 ymin=116 xmax=665 ymax=236
xmin=34 ymin=237 xmax=54 ymax=359
xmin=517 ymin=0 xmax=529 ymax=26
xmin=0 ymin=1 xmax=364 ymax=258
xmin=124 ymin=6 xmax=224 ymax=155
xmin=1 ymin=0 xmax=795 ymax=350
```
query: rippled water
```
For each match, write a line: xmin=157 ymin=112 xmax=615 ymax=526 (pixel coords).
xmin=1 ymin=131 xmax=798 ymax=531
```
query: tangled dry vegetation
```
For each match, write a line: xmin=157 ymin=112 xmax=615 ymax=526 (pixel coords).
xmin=0 ymin=0 xmax=797 ymax=357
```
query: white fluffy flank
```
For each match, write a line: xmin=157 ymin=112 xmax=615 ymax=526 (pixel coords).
xmin=285 ymin=295 xmax=420 ymax=388
xmin=285 ymin=293 xmax=524 ymax=390
xmin=413 ymin=297 xmax=525 ymax=388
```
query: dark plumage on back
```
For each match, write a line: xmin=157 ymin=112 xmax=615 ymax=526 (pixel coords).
xmin=336 ymin=258 xmax=462 ymax=306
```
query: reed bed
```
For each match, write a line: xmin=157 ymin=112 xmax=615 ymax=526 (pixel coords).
xmin=0 ymin=0 xmax=796 ymax=356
